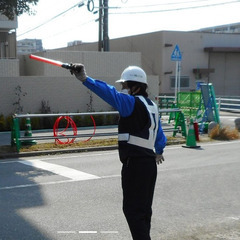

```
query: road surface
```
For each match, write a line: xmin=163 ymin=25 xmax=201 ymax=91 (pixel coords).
xmin=1 ymin=140 xmax=240 ymax=239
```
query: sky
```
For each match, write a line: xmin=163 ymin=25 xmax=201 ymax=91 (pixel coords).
xmin=16 ymin=0 xmax=240 ymax=50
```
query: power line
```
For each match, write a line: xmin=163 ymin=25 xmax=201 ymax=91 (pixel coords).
xmin=110 ymin=0 xmax=240 ymax=14
xmin=118 ymin=0 xmax=213 ymax=8
xmin=41 ymin=18 xmax=96 ymax=41
xmin=17 ymin=0 xmax=239 ymax=37
xmin=17 ymin=1 xmax=86 ymax=37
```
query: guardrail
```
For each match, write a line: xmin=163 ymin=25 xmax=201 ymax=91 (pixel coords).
xmin=155 ymin=96 xmax=175 ymax=107
xmin=11 ymin=112 xmax=119 ymax=152
xmin=11 ymin=109 xmax=186 ymax=152
xmin=157 ymin=95 xmax=240 ymax=112
xmin=216 ymin=97 xmax=240 ymax=112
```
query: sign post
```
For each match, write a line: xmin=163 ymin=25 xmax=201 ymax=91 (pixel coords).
xmin=171 ymin=45 xmax=182 ymax=103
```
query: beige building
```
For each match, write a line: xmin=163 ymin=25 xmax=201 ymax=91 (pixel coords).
xmin=61 ymin=30 xmax=240 ymax=96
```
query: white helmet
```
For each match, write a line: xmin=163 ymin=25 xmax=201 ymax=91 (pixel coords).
xmin=116 ymin=66 xmax=147 ymax=85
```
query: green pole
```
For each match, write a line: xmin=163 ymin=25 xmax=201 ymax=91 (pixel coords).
xmin=209 ymin=84 xmax=220 ymax=124
xmin=12 ymin=117 xmax=21 ymax=152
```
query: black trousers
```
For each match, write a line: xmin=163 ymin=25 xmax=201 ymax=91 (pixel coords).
xmin=121 ymin=157 xmax=157 ymax=240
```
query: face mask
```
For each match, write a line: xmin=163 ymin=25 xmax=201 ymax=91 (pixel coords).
xmin=121 ymin=89 xmax=130 ymax=94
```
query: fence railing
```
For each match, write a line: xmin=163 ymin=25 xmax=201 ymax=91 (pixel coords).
xmin=156 ymin=95 xmax=240 ymax=112
xmin=216 ymin=97 xmax=240 ymax=112
xmin=11 ymin=111 xmax=119 ymax=152
xmin=11 ymin=108 xmax=185 ymax=152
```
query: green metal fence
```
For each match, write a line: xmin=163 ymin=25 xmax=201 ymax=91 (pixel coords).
xmin=177 ymin=92 xmax=202 ymax=119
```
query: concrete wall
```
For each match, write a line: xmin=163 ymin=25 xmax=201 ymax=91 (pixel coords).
xmin=0 ymin=75 xmax=158 ymax=116
xmin=1 ymin=51 xmax=159 ymax=116
xmin=0 ymin=59 xmax=19 ymax=76
xmin=22 ymin=51 xmax=142 ymax=78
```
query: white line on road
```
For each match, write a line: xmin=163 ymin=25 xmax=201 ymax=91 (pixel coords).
xmin=100 ymin=231 xmax=119 ymax=234
xmin=57 ymin=231 xmax=118 ymax=234
xmin=166 ymin=139 xmax=240 ymax=150
xmin=20 ymin=151 xmax=117 ymax=162
xmin=19 ymin=159 xmax=100 ymax=181
xmin=57 ymin=231 xmax=77 ymax=234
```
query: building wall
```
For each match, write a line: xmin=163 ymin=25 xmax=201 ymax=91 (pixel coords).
xmin=209 ymin=52 xmax=240 ymax=96
xmin=0 ymin=75 xmax=158 ymax=116
xmin=2 ymin=30 xmax=240 ymax=117
xmin=0 ymin=14 xmax=17 ymax=29
xmin=22 ymin=51 xmax=142 ymax=78
xmin=1 ymin=51 xmax=158 ymax=116
xmin=0 ymin=14 xmax=17 ymax=58
xmin=17 ymin=39 xmax=43 ymax=54
xmin=60 ymin=31 xmax=240 ymax=96
xmin=0 ymin=59 xmax=19 ymax=76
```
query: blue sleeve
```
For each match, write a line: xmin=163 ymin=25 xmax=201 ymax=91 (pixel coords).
xmin=83 ymin=76 xmax=135 ymax=117
xmin=155 ymin=119 xmax=167 ymax=154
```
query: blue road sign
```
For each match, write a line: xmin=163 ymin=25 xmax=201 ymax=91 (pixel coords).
xmin=171 ymin=45 xmax=182 ymax=61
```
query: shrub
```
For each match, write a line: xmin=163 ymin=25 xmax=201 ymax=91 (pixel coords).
xmin=209 ymin=124 xmax=239 ymax=140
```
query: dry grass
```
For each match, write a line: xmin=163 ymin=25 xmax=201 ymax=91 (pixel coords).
xmin=209 ymin=124 xmax=239 ymax=140
xmin=20 ymin=138 xmax=118 ymax=152
xmin=0 ymin=136 xmax=187 ymax=154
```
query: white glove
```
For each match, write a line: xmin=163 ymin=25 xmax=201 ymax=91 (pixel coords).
xmin=156 ymin=154 xmax=165 ymax=164
xmin=70 ymin=63 xmax=87 ymax=82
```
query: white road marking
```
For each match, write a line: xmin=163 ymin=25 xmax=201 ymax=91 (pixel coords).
xmin=100 ymin=231 xmax=119 ymax=234
xmin=57 ymin=231 xmax=118 ymax=234
xmin=57 ymin=231 xmax=77 ymax=234
xmin=227 ymin=216 xmax=240 ymax=221
xmin=167 ymin=139 xmax=240 ymax=150
xmin=17 ymin=151 xmax=117 ymax=162
xmin=19 ymin=160 xmax=100 ymax=181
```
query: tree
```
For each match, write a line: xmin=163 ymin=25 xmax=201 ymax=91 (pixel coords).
xmin=0 ymin=0 xmax=39 ymax=20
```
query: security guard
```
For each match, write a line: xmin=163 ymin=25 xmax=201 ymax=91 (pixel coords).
xmin=71 ymin=65 xmax=167 ymax=240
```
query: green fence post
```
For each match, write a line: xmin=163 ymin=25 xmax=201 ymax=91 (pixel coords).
xmin=173 ymin=111 xmax=187 ymax=137
xmin=209 ymin=84 xmax=220 ymax=124
xmin=11 ymin=117 xmax=21 ymax=152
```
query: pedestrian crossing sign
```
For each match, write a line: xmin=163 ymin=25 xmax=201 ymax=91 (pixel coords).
xmin=171 ymin=45 xmax=182 ymax=61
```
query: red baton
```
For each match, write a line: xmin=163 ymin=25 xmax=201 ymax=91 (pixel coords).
xmin=29 ymin=54 xmax=72 ymax=70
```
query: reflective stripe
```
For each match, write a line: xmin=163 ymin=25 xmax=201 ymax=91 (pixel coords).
xmin=118 ymin=133 xmax=129 ymax=141
xmin=118 ymin=96 xmax=159 ymax=150
xmin=128 ymin=135 xmax=154 ymax=150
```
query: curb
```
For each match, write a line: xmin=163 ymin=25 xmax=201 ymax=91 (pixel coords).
xmin=0 ymin=145 xmax=118 ymax=160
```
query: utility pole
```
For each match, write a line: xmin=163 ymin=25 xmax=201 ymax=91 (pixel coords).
xmin=103 ymin=0 xmax=109 ymax=51
xmin=98 ymin=0 xmax=109 ymax=52
xmin=98 ymin=0 xmax=103 ymax=51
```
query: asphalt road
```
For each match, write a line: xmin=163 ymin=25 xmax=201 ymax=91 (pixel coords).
xmin=1 ymin=140 xmax=240 ymax=240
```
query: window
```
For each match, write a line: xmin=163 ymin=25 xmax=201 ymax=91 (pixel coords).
xmin=170 ymin=76 xmax=190 ymax=89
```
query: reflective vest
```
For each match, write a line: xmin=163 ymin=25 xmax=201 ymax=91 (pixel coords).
xmin=118 ymin=96 xmax=159 ymax=150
